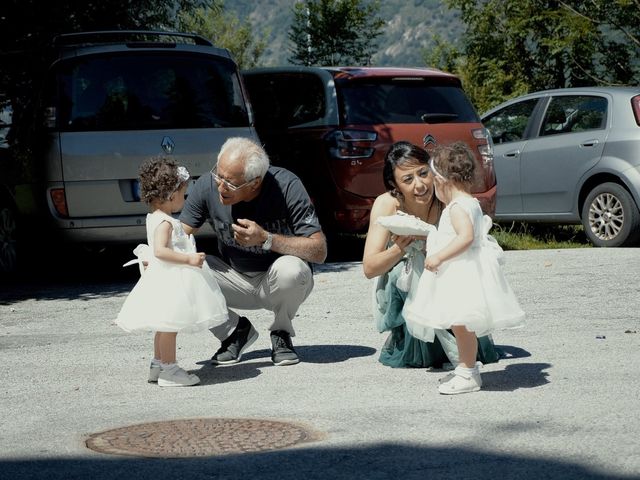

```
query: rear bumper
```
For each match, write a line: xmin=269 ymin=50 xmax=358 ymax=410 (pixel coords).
xmin=474 ymin=184 xmax=497 ymax=218
xmin=44 ymin=215 xmax=216 ymax=244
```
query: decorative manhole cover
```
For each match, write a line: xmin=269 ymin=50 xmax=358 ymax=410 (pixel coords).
xmin=86 ymin=418 xmax=321 ymax=458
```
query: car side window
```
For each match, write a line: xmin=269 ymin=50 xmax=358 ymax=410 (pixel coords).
xmin=483 ymin=99 xmax=537 ymax=144
xmin=246 ymin=73 xmax=325 ymax=129
xmin=282 ymin=74 xmax=325 ymax=127
xmin=540 ymin=95 xmax=607 ymax=136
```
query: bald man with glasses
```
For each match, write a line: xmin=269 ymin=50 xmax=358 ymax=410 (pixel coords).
xmin=181 ymin=137 xmax=327 ymax=366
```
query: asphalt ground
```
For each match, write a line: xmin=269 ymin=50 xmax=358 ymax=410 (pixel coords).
xmin=1 ymin=247 xmax=639 ymax=479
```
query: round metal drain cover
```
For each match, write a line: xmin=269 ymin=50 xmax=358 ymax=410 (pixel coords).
xmin=86 ymin=418 xmax=319 ymax=458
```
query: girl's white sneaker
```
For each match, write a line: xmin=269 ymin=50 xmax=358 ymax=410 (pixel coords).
xmin=438 ymin=370 xmax=481 ymax=395
xmin=438 ymin=361 xmax=483 ymax=384
xmin=158 ymin=365 xmax=200 ymax=387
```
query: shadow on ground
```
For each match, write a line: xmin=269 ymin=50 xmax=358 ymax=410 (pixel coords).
xmin=1 ymin=443 xmax=624 ymax=480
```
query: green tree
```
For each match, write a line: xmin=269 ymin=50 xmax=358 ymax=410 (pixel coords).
xmin=177 ymin=4 xmax=268 ymax=69
xmin=425 ymin=0 xmax=640 ymax=112
xmin=288 ymin=0 xmax=386 ymax=66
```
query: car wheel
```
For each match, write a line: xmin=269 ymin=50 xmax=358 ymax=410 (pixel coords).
xmin=0 ymin=204 xmax=18 ymax=274
xmin=581 ymin=182 xmax=640 ymax=247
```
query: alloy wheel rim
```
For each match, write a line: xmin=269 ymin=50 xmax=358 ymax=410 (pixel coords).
xmin=588 ymin=193 xmax=624 ymax=241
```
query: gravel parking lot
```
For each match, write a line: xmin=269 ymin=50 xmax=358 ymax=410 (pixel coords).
xmin=0 ymin=248 xmax=639 ymax=479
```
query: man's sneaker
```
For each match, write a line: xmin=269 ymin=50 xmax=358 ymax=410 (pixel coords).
xmin=211 ymin=317 xmax=258 ymax=365
xmin=438 ymin=361 xmax=483 ymax=384
xmin=270 ymin=330 xmax=299 ymax=366
xmin=158 ymin=364 xmax=200 ymax=387
xmin=438 ymin=368 xmax=482 ymax=395
xmin=148 ymin=362 xmax=161 ymax=383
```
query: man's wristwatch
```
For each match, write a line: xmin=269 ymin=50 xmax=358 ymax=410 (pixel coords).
xmin=261 ymin=232 xmax=273 ymax=251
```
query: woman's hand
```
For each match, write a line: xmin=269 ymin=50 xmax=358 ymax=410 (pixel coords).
xmin=390 ymin=234 xmax=415 ymax=254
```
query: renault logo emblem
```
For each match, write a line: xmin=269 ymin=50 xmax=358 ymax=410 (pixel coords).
xmin=423 ymin=134 xmax=437 ymax=147
xmin=161 ymin=136 xmax=175 ymax=154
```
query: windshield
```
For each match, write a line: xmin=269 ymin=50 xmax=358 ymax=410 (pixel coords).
xmin=336 ymin=78 xmax=479 ymax=125
xmin=53 ymin=53 xmax=249 ymax=131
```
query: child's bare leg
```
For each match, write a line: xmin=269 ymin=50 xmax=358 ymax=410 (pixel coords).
xmin=153 ymin=332 xmax=161 ymax=360
xmin=157 ymin=332 xmax=177 ymax=364
xmin=452 ymin=325 xmax=477 ymax=368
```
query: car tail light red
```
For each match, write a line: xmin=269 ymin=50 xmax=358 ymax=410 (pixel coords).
xmin=632 ymin=95 xmax=640 ymax=126
xmin=470 ymin=127 xmax=496 ymax=192
xmin=326 ymin=130 xmax=377 ymax=159
xmin=49 ymin=188 xmax=69 ymax=217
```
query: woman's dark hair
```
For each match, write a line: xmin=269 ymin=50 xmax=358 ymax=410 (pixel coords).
xmin=383 ymin=141 xmax=430 ymax=195
xmin=138 ymin=156 xmax=181 ymax=204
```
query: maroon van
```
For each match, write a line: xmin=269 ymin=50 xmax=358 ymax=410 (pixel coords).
xmin=242 ymin=66 xmax=496 ymax=234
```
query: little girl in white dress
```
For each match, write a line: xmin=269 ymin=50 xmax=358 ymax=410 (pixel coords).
xmin=403 ymin=142 xmax=525 ymax=395
xmin=116 ymin=158 xmax=228 ymax=387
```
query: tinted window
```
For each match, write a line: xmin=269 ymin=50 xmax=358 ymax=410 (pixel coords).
xmin=54 ymin=53 xmax=249 ymax=131
xmin=245 ymin=73 xmax=325 ymax=128
xmin=483 ymin=99 xmax=538 ymax=144
xmin=336 ymin=79 xmax=479 ymax=124
xmin=540 ymin=95 xmax=607 ymax=136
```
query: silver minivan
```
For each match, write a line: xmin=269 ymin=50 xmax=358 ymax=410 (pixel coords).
xmin=0 ymin=31 xmax=258 ymax=274
xmin=482 ymin=87 xmax=640 ymax=247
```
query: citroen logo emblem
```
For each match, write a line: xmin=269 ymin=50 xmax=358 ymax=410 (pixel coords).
xmin=161 ymin=136 xmax=175 ymax=154
xmin=423 ymin=134 xmax=436 ymax=147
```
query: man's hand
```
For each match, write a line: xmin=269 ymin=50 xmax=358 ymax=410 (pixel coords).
xmin=232 ymin=218 xmax=266 ymax=247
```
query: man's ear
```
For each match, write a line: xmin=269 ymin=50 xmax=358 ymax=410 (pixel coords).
xmin=250 ymin=178 xmax=262 ymax=191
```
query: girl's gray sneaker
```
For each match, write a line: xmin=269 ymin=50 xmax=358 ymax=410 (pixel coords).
xmin=158 ymin=365 xmax=200 ymax=387
xmin=148 ymin=362 xmax=161 ymax=383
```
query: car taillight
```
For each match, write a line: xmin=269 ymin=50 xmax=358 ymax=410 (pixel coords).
xmin=632 ymin=95 xmax=640 ymax=126
xmin=471 ymin=127 xmax=496 ymax=191
xmin=50 ymin=188 xmax=69 ymax=217
xmin=472 ymin=127 xmax=494 ymax=165
xmin=44 ymin=107 xmax=57 ymax=129
xmin=326 ymin=130 xmax=377 ymax=159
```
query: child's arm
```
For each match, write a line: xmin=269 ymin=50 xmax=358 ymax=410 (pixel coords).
xmin=154 ymin=221 xmax=206 ymax=267
xmin=425 ymin=203 xmax=473 ymax=272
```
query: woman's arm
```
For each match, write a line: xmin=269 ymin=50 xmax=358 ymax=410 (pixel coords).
xmin=362 ymin=194 xmax=414 ymax=279
xmin=424 ymin=203 xmax=473 ymax=272
xmin=154 ymin=221 xmax=205 ymax=267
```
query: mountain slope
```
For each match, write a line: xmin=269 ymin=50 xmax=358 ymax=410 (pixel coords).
xmin=225 ymin=0 xmax=464 ymax=67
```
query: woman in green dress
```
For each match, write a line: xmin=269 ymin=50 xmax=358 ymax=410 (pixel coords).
xmin=362 ymin=141 xmax=500 ymax=368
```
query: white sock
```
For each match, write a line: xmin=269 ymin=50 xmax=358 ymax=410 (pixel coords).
xmin=160 ymin=362 xmax=177 ymax=371
xmin=151 ymin=358 xmax=161 ymax=367
xmin=456 ymin=365 xmax=478 ymax=376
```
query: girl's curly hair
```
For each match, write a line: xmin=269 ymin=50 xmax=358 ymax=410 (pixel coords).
xmin=431 ymin=141 xmax=476 ymax=187
xmin=138 ymin=157 xmax=183 ymax=204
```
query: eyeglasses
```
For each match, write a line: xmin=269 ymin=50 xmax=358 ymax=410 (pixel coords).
xmin=211 ymin=166 xmax=256 ymax=191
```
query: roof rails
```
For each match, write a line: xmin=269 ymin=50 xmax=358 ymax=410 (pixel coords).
xmin=52 ymin=30 xmax=213 ymax=48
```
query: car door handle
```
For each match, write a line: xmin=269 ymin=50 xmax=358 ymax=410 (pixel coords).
xmin=503 ymin=150 xmax=521 ymax=158
xmin=580 ymin=139 xmax=599 ymax=147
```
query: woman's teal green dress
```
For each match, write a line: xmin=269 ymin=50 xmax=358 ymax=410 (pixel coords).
xmin=373 ymin=242 xmax=501 ymax=368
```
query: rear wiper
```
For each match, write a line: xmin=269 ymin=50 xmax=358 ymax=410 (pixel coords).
xmin=421 ymin=113 xmax=459 ymax=123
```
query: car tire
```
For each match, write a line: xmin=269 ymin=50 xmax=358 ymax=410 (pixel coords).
xmin=0 ymin=203 xmax=19 ymax=275
xmin=581 ymin=182 xmax=640 ymax=247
